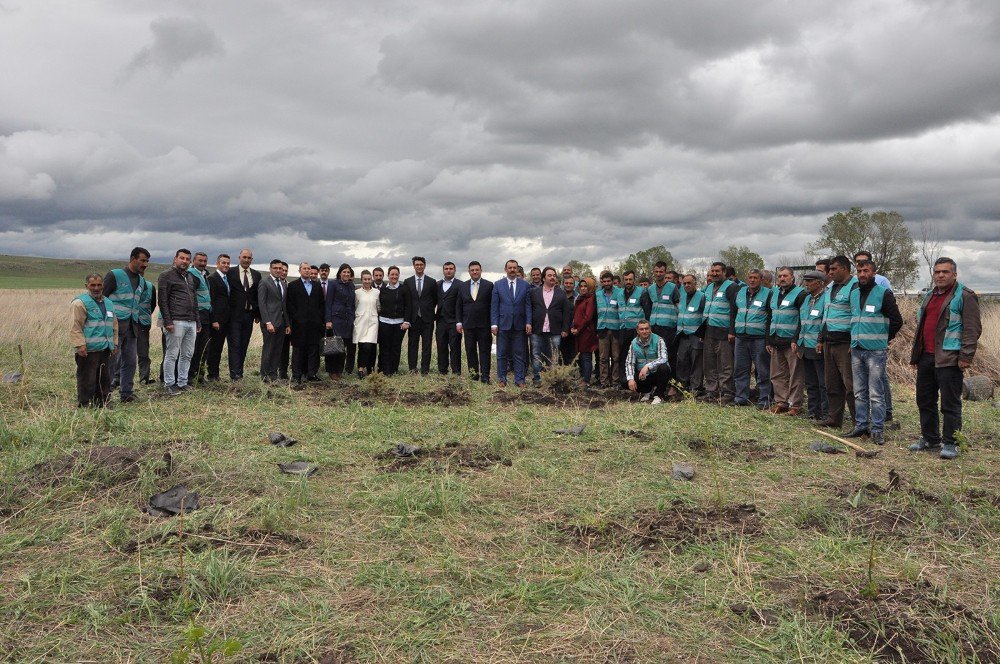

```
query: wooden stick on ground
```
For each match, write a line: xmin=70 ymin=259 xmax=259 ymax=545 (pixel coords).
xmin=813 ymin=428 xmax=879 ymax=459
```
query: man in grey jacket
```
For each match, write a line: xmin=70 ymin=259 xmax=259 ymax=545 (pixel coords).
xmin=157 ymin=249 xmax=200 ymax=395
xmin=258 ymin=259 xmax=290 ymax=382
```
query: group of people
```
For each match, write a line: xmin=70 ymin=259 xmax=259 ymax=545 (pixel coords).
xmin=71 ymin=247 xmax=982 ymax=459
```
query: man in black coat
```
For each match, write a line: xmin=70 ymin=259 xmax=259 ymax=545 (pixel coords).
xmin=455 ymin=260 xmax=494 ymax=383
xmin=286 ymin=263 xmax=326 ymax=383
xmin=205 ymin=253 xmax=232 ymax=381
xmin=226 ymin=248 xmax=262 ymax=380
xmin=402 ymin=256 xmax=438 ymax=375
xmin=435 ymin=261 xmax=462 ymax=375
xmin=529 ymin=266 xmax=573 ymax=386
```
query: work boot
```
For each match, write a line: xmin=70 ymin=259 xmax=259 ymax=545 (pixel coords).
xmin=819 ymin=419 xmax=842 ymax=429
xmin=770 ymin=404 xmax=788 ymax=414
xmin=907 ymin=437 xmax=940 ymax=452
xmin=843 ymin=426 xmax=869 ymax=438
xmin=940 ymin=444 xmax=959 ymax=460
xmin=786 ymin=407 xmax=802 ymax=416
xmin=871 ymin=431 xmax=885 ymax=445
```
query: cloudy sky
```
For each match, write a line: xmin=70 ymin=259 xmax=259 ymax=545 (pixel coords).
xmin=2 ymin=0 xmax=999 ymax=287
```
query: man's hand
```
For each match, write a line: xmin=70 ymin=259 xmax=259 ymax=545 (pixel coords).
xmin=816 ymin=342 xmax=823 ymax=355
xmin=76 ymin=345 xmax=87 ymax=357
xmin=266 ymin=322 xmax=275 ymax=334
xmin=561 ymin=331 xmax=568 ymax=338
xmin=326 ymin=322 xmax=333 ymax=330
xmin=456 ymin=323 xmax=463 ymax=334
xmin=491 ymin=325 xmax=498 ymax=336
xmin=727 ymin=333 xmax=735 ymax=343
xmin=254 ymin=316 xmax=260 ymax=324
xmin=285 ymin=326 xmax=291 ymax=335
xmin=212 ymin=322 xmax=220 ymax=331
xmin=639 ymin=366 xmax=649 ymax=380
xmin=525 ymin=324 xmax=533 ymax=335
xmin=197 ymin=325 xmax=202 ymax=334
xmin=791 ymin=342 xmax=798 ymax=353
xmin=401 ymin=322 xmax=410 ymax=330
xmin=959 ymin=358 xmax=972 ymax=369
xmin=628 ymin=379 xmax=638 ymax=392
xmin=165 ymin=324 xmax=175 ymax=333
xmin=765 ymin=345 xmax=773 ymax=354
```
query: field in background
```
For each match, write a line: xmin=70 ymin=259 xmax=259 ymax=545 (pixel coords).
xmin=0 ymin=254 xmax=169 ymax=290
xmin=1 ymin=289 xmax=999 ymax=662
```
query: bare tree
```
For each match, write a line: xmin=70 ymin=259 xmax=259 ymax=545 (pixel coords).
xmin=918 ymin=219 xmax=942 ymax=288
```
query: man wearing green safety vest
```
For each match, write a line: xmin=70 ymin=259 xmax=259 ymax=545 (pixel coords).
xmin=71 ymin=274 xmax=118 ymax=407
xmin=767 ymin=266 xmax=809 ymax=415
xmin=817 ymin=256 xmax=857 ymax=428
xmin=675 ymin=273 xmax=706 ymax=397
xmin=796 ymin=271 xmax=829 ymax=421
xmin=643 ymin=261 xmax=681 ymax=398
xmin=103 ymin=246 xmax=150 ymax=403
xmin=732 ymin=269 xmax=771 ymax=408
xmin=908 ymin=257 xmax=982 ymax=459
xmin=843 ymin=260 xmax=902 ymax=445
xmin=699 ymin=261 xmax=739 ymax=405
xmin=625 ymin=320 xmax=670 ymax=404
xmin=618 ymin=270 xmax=650 ymax=387
xmin=595 ymin=270 xmax=625 ymax=389
xmin=186 ymin=251 xmax=213 ymax=386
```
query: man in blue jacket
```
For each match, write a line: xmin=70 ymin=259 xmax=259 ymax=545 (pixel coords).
xmin=491 ymin=259 xmax=533 ymax=387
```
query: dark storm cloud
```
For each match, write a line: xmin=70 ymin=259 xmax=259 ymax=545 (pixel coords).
xmin=122 ymin=16 xmax=225 ymax=78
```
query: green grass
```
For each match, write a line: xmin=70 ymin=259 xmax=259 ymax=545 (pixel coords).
xmin=0 ymin=253 xmax=169 ymax=289
xmin=1 ymin=337 xmax=999 ymax=662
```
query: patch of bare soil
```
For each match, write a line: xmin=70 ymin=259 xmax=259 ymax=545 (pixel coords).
xmin=490 ymin=389 xmax=639 ymax=408
xmin=804 ymin=582 xmax=1000 ymax=662
xmin=735 ymin=438 xmax=777 ymax=462
xmin=23 ymin=446 xmax=144 ymax=488
xmin=328 ymin=383 xmax=471 ymax=407
xmin=374 ymin=442 xmax=512 ymax=473
xmin=557 ymin=500 xmax=764 ymax=552
xmin=965 ymin=488 xmax=1000 ymax=508
xmin=121 ymin=524 xmax=308 ymax=557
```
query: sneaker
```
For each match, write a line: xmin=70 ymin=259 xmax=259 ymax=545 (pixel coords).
xmin=940 ymin=444 xmax=958 ymax=460
xmin=871 ymin=431 xmax=885 ymax=446
xmin=650 ymin=396 xmax=664 ymax=405
xmin=164 ymin=385 xmax=182 ymax=396
xmin=639 ymin=392 xmax=652 ymax=403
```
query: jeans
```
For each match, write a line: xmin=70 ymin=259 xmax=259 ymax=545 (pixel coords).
xmin=578 ymin=351 xmax=594 ymax=385
xmin=113 ymin=325 xmax=139 ymax=396
xmin=164 ymin=321 xmax=198 ymax=388
xmin=733 ymin=336 xmax=767 ymax=405
xmin=851 ymin=348 xmax=888 ymax=434
xmin=882 ymin=371 xmax=893 ymax=419
xmin=531 ymin=333 xmax=562 ymax=381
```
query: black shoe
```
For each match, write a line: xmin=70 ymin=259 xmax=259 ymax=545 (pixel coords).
xmin=307 ymin=376 xmax=322 ymax=382
xmin=843 ymin=427 xmax=869 ymax=438
xmin=819 ymin=419 xmax=842 ymax=429
xmin=907 ymin=437 xmax=941 ymax=452
xmin=871 ymin=431 xmax=885 ymax=446
xmin=120 ymin=394 xmax=136 ymax=404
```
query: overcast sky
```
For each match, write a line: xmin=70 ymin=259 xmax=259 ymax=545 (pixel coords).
xmin=2 ymin=0 xmax=999 ymax=287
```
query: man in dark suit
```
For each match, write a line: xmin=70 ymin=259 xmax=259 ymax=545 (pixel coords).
xmin=226 ymin=248 xmax=262 ymax=380
xmin=403 ymin=256 xmax=438 ymax=375
xmin=491 ymin=259 xmax=533 ymax=387
xmin=257 ymin=259 xmax=289 ymax=382
xmin=286 ymin=262 xmax=326 ymax=383
xmin=435 ymin=261 xmax=462 ymax=375
xmin=456 ymin=261 xmax=494 ymax=383
xmin=205 ymin=253 xmax=232 ymax=381
xmin=529 ymin=266 xmax=573 ymax=386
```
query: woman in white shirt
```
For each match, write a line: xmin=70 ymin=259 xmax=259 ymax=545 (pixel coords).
xmin=353 ymin=270 xmax=380 ymax=378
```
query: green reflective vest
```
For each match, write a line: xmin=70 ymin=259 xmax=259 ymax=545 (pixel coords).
xmin=850 ymin=285 xmax=889 ymax=350
xmin=648 ymin=281 xmax=678 ymax=328
xmin=596 ymin=286 xmax=624 ymax=331
xmin=188 ymin=267 xmax=211 ymax=313
xmin=630 ymin=333 xmax=663 ymax=375
xmin=619 ymin=285 xmax=647 ymax=328
xmin=798 ymin=291 xmax=828 ymax=349
xmin=919 ymin=283 xmax=966 ymax=351
xmin=770 ymin=286 xmax=805 ymax=338
xmin=735 ymin=286 xmax=769 ymax=336
xmin=75 ymin=294 xmax=116 ymax=351
xmin=107 ymin=268 xmax=147 ymax=322
xmin=823 ymin=277 xmax=857 ymax=333
xmin=677 ymin=289 xmax=705 ymax=335
xmin=703 ymin=279 xmax=735 ymax=329
xmin=136 ymin=278 xmax=154 ymax=326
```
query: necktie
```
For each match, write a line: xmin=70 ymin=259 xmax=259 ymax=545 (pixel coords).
xmin=417 ymin=277 xmax=422 ymax=295
xmin=471 ymin=281 xmax=478 ymax=301
xmin=223 ymin=274 xmax=230 ymax=294
xmin=276 ymin=278 xmax=283 ymax=299
xmin=244 ymin=269 xmax=251 ymax=310
xmin=509 ymin=280 xmax=514 ymax=299
xmin=322 ymin=281 xmax=327 ymax=298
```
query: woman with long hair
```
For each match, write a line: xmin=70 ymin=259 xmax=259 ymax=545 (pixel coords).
xmin=325 ymin=263 xmax=356 ymax=379
xmin=376 ymin=266 xmax=408 ymax=375
xmin=353 ymin=270 xmax=379 ymax=378
xmin=571 ymin=277 xmax=598 ymax=387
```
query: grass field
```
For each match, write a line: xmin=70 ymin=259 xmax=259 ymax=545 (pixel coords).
xmin=0 ymin=254 xmax=169 ymax=290
xmin=1 ymin=289 xmax=999 ymax=662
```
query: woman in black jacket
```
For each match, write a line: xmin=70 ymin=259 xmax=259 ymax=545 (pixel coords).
xmin=376 ymin=266 xmax=409 ymax=375
xmin=325 ymin=263 xmax=356 ymax=378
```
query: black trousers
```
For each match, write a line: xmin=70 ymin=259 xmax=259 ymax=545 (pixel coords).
xmin=675 ymin=333 xmax=704 ymax=396
xmin=916 ymin=353 xmax=964 ymax=446
xmin=280 ymin=334 xmax=291 ymax=379
xmin=651 ymin=325 xmax=677 ymax=380
xmin=802 ymin=355 xmax=828 ymax=419
xmin=76 ymin=349 xmax=112 ymax=407
xmin=327 ymin=336 xmax=355 ymax=374
xmin=291 ymin=343 xmax=320 ymax=381
xmin=635 ymin=367 xmax=670 ymax=397
xmin=378 ymin=322 xmax=404 ymax=375
xmin=206 ymin=322 xmax=229 ymax=379
xmin=619 ymin=328 xmax=637 ymax=387
xmin=436 ymin=322 xmax=462 ymax=374
xmin=463 ymin=327 xmax=492 ymax=383
xmin=356 ymin=342 xmax=377 ymax=374
xmin=188 ymin=322 xmax=211 ymax=384
xmin=137 ymin=325 xmax=152 ymax=382
xmin=227 ymin=310 xmax=255 ymax=379
xmin=560 ymin=333 xmax=576 ymax=367
xmin=407 ymin=318 xmax=434 ymax=374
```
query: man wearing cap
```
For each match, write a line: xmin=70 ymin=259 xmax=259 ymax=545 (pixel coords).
xmin=797 ymin=271 xmax=829 ymax=420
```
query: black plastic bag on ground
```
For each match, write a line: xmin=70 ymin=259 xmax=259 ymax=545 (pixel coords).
xmin=146 ymin=484 xmax=200 ymax=516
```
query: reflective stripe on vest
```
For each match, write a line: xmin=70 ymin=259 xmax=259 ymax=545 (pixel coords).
xmin=798 ymin=291 xmax=827 ymax=349
xmin=619 ymin=285 xmax=646 ymax=327
xmin=136 ymin=278 xmax=154 ymax=326
xmin=677 ymin=289 xmax=705 ymax=334
xmin=631 ymin=333 xmax=662 ymax=375
xmin=75 ymin=293 xmax=116 ymax=351
xmin=769 ymin=286 xmax=805 ymax=338
xmin=703 ymin=279 xmax=734 ymax=329
xmin=823 ymin=277 xmax=857 ymax=333
xmin=188 ymin=267 xmax=211 ymax=312
xmin=107 ymin=268 xmax=144 ymax=322
xmin=919 ymin=283 xmax=965 ymax=351
xmin=850 ymin=285 xmax=889 ymax=350
xmin=649 ymin=281 xmax=678 ymax=328
xmin=596 ymin=286 xmax=624 ymax=331
xmin=735 ymin=286 xmax=768 ymax=336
